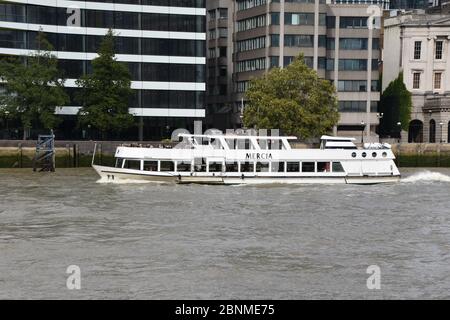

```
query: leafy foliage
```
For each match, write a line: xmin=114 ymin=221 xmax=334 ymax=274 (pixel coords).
xmin=243 ymin=54 xmax=339 ymax=139
xmin=76 ymin=29 xmax=134 ymax=136
xmin=0 ymin=32 xmax=68 ymax=138
xmin=379 ymin=72 xmax=412 ymax=136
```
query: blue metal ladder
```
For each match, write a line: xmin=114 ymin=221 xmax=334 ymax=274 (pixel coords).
xmin=33 ymin=131 xmax=55 ymax=172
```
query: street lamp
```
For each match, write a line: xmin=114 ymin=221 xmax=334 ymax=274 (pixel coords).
xmin=397 ymin=122 xmax=402 ymax=143
xmin=360 ymin=121 xmax=366 ymax=144
xmin=439 ymin=122 xmax=444 ymax=143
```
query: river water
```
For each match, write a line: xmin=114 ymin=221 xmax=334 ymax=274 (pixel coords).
xmin=0 ymin=167 xmax=450 ymax=299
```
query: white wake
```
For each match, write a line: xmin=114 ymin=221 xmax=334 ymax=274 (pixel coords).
xmin=96 ymin=177 xmax=155 ymax=184
xmin=402 ymin=170 xmax=450 ymax=183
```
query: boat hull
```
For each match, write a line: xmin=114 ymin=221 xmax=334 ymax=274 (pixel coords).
xmin=92 ymin=165 xmax=400 ymax=185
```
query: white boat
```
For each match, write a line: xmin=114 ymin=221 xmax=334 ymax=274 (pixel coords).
xmin=92 ymin=134 xmax=401 ymax=185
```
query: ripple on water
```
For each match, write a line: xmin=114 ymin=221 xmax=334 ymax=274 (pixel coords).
xmin=0 ymin=167 xmax=450 ymax=299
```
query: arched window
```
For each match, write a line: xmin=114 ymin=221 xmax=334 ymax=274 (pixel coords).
xmin=429 ymin=119 xmax=436 ymax=143
xmin=408 ymin=120 xmax=423 ymax=143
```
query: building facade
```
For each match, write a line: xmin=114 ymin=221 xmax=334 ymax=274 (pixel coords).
xmin=207 ymin=0 xmax=389 ymax=140
xmin=0 ymin=0 xmax=206 ymax=140
xmin=383 ymin=11 xmax=450 ymax=143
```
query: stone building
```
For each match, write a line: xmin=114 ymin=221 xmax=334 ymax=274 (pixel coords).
xmin=383 ymin=11 xmax=450 ymax=143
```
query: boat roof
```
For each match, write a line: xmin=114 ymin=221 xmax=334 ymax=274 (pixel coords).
xmin=178 ymin=133 xmax=298 ymax=140
xmin=320 ymin=135 xmax=356 ymax=141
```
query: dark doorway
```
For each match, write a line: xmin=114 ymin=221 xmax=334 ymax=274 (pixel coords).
xmin=408 ymin=120 xmax=423 ymax=143
xmin=429 ymin=119 xmax=436 ymax=143
xmin=448 ymin=121 xmax=450 ymax=144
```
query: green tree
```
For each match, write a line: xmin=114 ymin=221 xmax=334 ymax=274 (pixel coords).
xmin=379 ymin=72 xmax=412 ymax=137
xmin=243 ymin=54 xmax=339 ymax=139
xmin=0 ymin=32 xmax=68 ymax=140
xmin=76 ymin=29 xmax=134 ymax=138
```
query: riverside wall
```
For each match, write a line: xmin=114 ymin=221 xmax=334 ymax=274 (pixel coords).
xmin=1 ymin=140 xmax=450 ymax=168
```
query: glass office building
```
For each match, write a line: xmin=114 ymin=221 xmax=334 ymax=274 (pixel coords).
xmin=0 ymin=0 xmax=206 ymax=140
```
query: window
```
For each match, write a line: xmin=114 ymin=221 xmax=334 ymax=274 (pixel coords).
xmin=270 ymin=34 xmax=280 ymax=47
xmin=302 ymin=162 xmax=315 ymax=173
xmin=434 ymin=72 xmax=442 ymax=90
xmin=435 ymin=41 xmax=443 ymax=60
xmin=237 ymin=0 xmax=267 ymax=11
xmin=339 ymin=17 xmax=368 ymax=29
xmin=144 ymin=161 xmax=158 ymax=171
xmin=219 ymin=47 xmax=227 ymax=57
xmin=177 ymin=161 xmax=191 ymax=172
xmin=332 ymin=162 xmax=345 ymax=173
xmin=209 ymin=162 xmax=223 ymax=172
xmin=414 ymin=41 xmax=421 ymax=60
xmin=226 ymin=162 xmax=238 ymax=172
xmin=413 ymin=72 xmax=421 ymax=89
xmin=160 ymin=161 xmax=174 ymax=171
xmin=125 ymin=160 xmax=141 ymax=170
xmin=317 ymin=162 xmax=331 ymax=172
xmin=237 ymin=36 xmax=266 ymax=52
xmin=218 ymin=28 xmax=228 ymax=38
xmin=218 ymin=8 xmax=228 ymax=19
xmin=116 ymin=158 xmax=125 ymax=168
xmin=256 ymin=162 xmax=269 ymax=172
xmin=271 ymin=162 xmax=285 ymax=172
xmin=208 ymin=9 xmax=216 ymax=20
xmin=287 ymin=162 xmax=300 ymax=172
xmin=269 ymin=56 xmax=279 ymax=68
xmin=240 ymin=162 xmax=254 ymax=172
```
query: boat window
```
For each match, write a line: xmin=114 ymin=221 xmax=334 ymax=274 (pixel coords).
xmin=116 ymin=158 xmax=125 ymax=168
xmin=362 ymin=152 xmax=367 ymax=158
xmin=160 ymin=161 xmax=174 ymax=172
xmin=317 ymin=162 xmax=331 ymax=172
xmin=124 ymin=160 xmax=141 ymax=170
xmin=302 ymin=162 xmax=315 ymax=173
xmin=256 ymin=162 xmax=269 ymax=172
xmin=240 ymin=162 xmax=254 ymax=172
xmin=177 ymin=161 xmax=191 ymax=172
xmin=287 ymin=162 xmax=300 ymax=172
xmin=226 ymin=162 xmax=238 ymax=172
xmin=209 ymin=162 xmax=223 ymax=172
xmin=382 ymin=152 xmax=387 ymax=158
xmin=332 ymin=162 xmax=345 ymax=173
xmin=143 ymin=161 xmax=158 ymax=171
xmin=352 ymin=152 xmax=357 ymax=158
xmin=271 ymin=162 xmax=285 ymax=172
xmin=372 ymin=152 xmax=377 ymax=158
xmin=194 ymin=158 xmax=207 ymax=172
